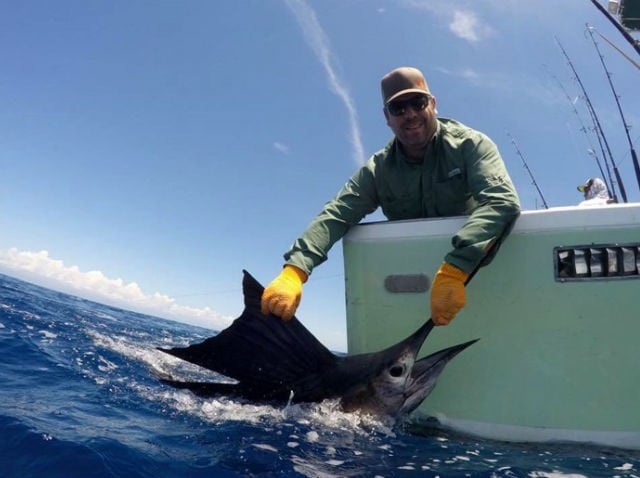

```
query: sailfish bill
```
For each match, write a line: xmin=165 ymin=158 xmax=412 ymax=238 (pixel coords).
xmin=157 ymin=270 xmax=477 ymax=419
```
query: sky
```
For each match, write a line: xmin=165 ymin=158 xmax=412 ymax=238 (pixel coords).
xmin=1 ymin=0 xmax=639 ymax=351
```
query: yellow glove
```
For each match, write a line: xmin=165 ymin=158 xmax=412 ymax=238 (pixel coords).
xmin=430 ymin=262 xmax=469 ymax=326
xmin=260 ymin=265 xmax=308 ymax=321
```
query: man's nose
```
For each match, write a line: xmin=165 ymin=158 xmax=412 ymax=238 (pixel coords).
xmin=402 ymin=106 xmax=419 ymax=118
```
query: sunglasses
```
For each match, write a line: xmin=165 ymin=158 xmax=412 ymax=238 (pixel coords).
xmin=386 ymin=95 xmax=431 ymax=116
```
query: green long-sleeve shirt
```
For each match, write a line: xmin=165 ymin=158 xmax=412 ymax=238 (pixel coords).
xmin=284 ymin=118 xmax=521 ymax=275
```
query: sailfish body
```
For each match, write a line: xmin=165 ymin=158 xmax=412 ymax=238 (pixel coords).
xmin=158 ymin=270 xmax=477 ymax=419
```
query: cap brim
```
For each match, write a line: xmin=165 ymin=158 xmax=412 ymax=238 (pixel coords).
xmin=577 ymin=185 xmax=587 ymax=192
xmin=385 ymin=88 xmax=430 ymax=105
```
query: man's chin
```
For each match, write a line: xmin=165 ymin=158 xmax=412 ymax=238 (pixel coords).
xmin=400 ymin=136 xmax=429 ymax=149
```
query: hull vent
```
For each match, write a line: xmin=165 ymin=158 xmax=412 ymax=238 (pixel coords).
xmin=555 ymin=243 xmax=640 ymax=281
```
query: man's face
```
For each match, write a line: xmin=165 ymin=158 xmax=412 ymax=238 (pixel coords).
xmin=384 ymin=93 xmax=438 ymax=155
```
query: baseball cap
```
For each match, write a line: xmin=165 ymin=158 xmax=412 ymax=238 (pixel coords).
xmin=577 ymin=178 xmax=594 ymax=192
xmin=381 ymin=67 xmax=431 ymax=105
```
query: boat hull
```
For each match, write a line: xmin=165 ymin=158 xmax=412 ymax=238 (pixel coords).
xmin=343 ymin=204 xmax=640 ymax=450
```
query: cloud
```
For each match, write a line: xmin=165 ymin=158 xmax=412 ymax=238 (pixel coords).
xmin=273 ymin=141 xmax=291 ymax=154
xmin=434 ymin=65 xmax=483 ymax=83
xmin=449 ymin=10 xmax=489 ymax=43
xmin=0 ymin=248 xmax=232 ymax=331
xmin=435 ymin=66 xmax=562 ymax=106
xmin=283 ymin=0 xmax=365 ymax=165
xmin=401 ymin=1 xmax=495 ymax=43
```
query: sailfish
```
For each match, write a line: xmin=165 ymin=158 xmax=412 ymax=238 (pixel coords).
xmin=158 ymin=270 xmax=477 ymax=419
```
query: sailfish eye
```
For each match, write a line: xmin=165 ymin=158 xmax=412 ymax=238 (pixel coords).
xmin=389 ymin=365 xmax=405 ymax=377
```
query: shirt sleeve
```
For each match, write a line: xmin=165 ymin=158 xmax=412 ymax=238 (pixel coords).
xmin=284 ymin=159 xmax=380 ymax=275
xmin=444 ymin=133 xmax=521 ymax=273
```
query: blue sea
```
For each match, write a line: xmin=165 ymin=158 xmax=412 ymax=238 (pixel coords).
xmin=1 ymin=273 xmax=639 ymax=478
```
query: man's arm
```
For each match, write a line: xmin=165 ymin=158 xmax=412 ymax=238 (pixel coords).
xmin=284 ymin=161 xmax=381 ymax=275
xmin=262 ymin=160 xmax=380 ymax=320
xmin=445 ymin=134 xmax=521 ymax=273
xmin=431 ymin=133 xmax=520 ymax=326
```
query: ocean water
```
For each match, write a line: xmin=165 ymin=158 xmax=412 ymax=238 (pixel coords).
xmin=0 ymin=273 xmax=638 ymax=478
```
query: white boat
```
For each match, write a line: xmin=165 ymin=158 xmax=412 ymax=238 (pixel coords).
xmin=343 ymin=202 xmax=640 ymax=450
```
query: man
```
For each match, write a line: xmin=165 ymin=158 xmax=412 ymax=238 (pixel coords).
xmin=577 ymin=177 xmax=613 ymax=206
xmin=261 ymin=66 xmax=521 ymax=325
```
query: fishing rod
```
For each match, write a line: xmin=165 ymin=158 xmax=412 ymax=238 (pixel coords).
xmin=582 ymin=93 xmax=624 ymax=201
xmin=589 ymin=0 xmax=640 ymax=58
xmin=581 ymin=83 xmax=627 ymax=203
xmin=555 ymin=36 xmax=628 ymax=202
xmin=543 ymin=65 xmax=614 ymax=197
xmin=505 ymin=130 xmax=549 ymax=209
xmin=586 ymin=23 xmax=640 ymax=193
xmin=593 ymin=27 xmax=640 ymax=71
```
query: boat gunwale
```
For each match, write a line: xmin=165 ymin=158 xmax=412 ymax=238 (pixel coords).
xmin=344 ymin=202 xmax=640 ymax=241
